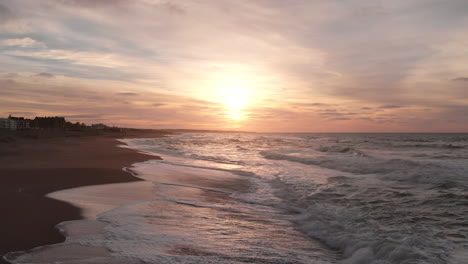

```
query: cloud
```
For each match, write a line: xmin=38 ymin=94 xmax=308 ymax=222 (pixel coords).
xmin=297 ymin=102 xmax=332 ymax=107
xmin=116 ymin=92 xmax=138 ymax=96
xmin=328 ymin=117 xmax=351 ymax=121
xmin=63 ymin=114 xmax=102 ymax=119
xmin=1 ymin=38 xmax=44 ymax=48
xmin=55 ymin=0 xmax=128 ymax=8
xmin=320 ymin=112 xmax=343 ymax=116
xmin=7 ymin=111 xmax=36 ymax=116
xmin=1 ymin=1 xmax=468 ymax=132
xmin=163 ymin=2 xmax=186 ymax=14
xmin=0 ymin=3 xmax=14 ymax=23
xmin=34 ymin=72 xmax=55 ymax=78
xmin=451 ymin=77 xmax=468 ymax=82
xmin=357 ymin=117 xmax=394 ymax=124
xmin=379 ymin=105 xmax=403 ymax=109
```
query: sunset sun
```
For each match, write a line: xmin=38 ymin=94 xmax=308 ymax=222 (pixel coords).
xmin=212 ymin=70 xmax=254 ymax=119
xmin=218 ymin=84 xmax=251 ymax=116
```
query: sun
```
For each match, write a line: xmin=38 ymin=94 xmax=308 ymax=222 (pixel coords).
xmin=214 ymin=74 xmax=253 ymax=119
xmin=218 ymin=84 xmax=251 ymax=111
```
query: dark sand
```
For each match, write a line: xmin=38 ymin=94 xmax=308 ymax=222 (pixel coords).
xmin=0 ymin=130 xmax=168 ymax=260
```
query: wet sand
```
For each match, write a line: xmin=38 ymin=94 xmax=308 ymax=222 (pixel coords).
xmin=0 ymin=130 xmax=168 ymax=260
xmin=4 ymin=162 xmax=256 ymax=263
xmin=2 ymin=135 xmax=339 ymax=264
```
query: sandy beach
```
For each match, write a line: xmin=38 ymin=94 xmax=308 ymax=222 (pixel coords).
xmin=0 ymin=130 xmax=167 ymax=261
xmin=3 ymin=132 xmax=466 ymax=264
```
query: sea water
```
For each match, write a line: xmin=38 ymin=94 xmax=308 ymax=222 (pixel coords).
xmin=6 ymin=133 xmax=468 ymax=264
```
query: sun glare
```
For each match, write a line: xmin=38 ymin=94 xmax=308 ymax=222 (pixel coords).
xmin=214 ymin=72 xmax=253 ymax=119
xmin=219 ymin=85 xmax=250 ymax=110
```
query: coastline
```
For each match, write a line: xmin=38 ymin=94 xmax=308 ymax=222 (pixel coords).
xmin=0 ymin=130 xmax=168 ymax=261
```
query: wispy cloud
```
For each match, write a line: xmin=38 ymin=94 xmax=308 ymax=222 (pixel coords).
xmin=2 ymin=37 xmax=44 ymax=48
xmin=0 ymin=0 xmax=467 ymax=132
xmin=116 ymin=92 xmax=138 ymax=96
xmin=34 ymin=72 xmax=54 ymax=78
xmin=451 ymin=77 xmax=468 ymax=82
xmin=379 ymin=105 xmax=403 ymax=109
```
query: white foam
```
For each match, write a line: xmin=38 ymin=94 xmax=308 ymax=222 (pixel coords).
xmin=47 ymin=181 xmax=157 ymax=219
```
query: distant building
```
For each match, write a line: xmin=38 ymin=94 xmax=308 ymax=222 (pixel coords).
xmin=8 ymin=115 xmax=31 ymax=130
xmin=0 ymin=115 xmax=33 ymax=130
xmin=91 ymin=123 xmax=108 ymax=130
xmin=0 ymin=118 xmax=17 ymax=130
xmin=32 ymin=116 xmax=66 ymax=129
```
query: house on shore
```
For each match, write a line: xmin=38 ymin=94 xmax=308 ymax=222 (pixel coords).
xmin=0 ymin=118 xmax=17 ymax=130
xmin=0 ymin=115 xmax=67 ymax=130
xmin=32 ymin=116 xmax=66 ymax=129
xmin=0 ymin=115 xmax=32 ymax=130
xmin=91 ymin=123 xmax=108 ymax=130
xmin=8 ymin=116 xmax=31 ymax=130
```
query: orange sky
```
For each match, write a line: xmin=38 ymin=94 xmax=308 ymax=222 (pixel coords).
xmin=1 ymin=0 xmax=467 ymax=132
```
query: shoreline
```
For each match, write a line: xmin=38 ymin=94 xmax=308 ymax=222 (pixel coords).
xmin=0 ymin=130 xmax=168 ymax=261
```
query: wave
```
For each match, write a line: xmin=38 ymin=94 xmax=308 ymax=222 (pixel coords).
xmin=121 ymin=133 xmax=468 ymax=263
xmin=295 ymin=207 xmax=445 ymax=264
xmin=270 ymin=176 xmax=465 ymax=264
xmin=261 ymin=151 xmax=466 ymax=187
xmin=390 ymin=143 xmax=466 ymax=149
xmin=316 ymin=146 xmax=368 ymax=157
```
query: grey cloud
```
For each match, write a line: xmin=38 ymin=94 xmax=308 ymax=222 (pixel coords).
xmin=328 ymin=117 xmax=351 ymax=121
xmin=451 ymin=77 xmax=468 ymax=82
xmin=299 ymin=103 xmax=332 ymax=107
xmin=379 ymin=105 xmax=403 ymax=109
xmin=63 ymin=114 xmax=102 ymax=118
xmin=3 ymin=79 xmax=16 ymax=85
xmin=163 ymin=2 xmax=185 ymax=14
xmin=116 ymin=92 xmax=138 ymax=96
xmin=35 ymin=72 xmax=55 ymax=78
xmin=7 ymin=111 xmax=36 ymax=116
xmin=320 ymin=112 xmax=344 ymax=116
xmin=0 ymin=3 xmax=14 ymax=23
xmin=361 ymin=107 xmax=372 ymax=110
xmin=152 ymin=103 xmax=166 ymax=107
xmin=4 ymin=73 xmax=19 ymax=78
xmin=56 ymin=0 xmax=128 ymax=8
xmin=360 ymin=117 xmax=394 ymax=124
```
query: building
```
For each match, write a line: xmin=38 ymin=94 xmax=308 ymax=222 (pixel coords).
xmin=0 ymin=116 xmax=33 ymax=130
xmin=33 ymin=116 xmax=66 ymax=129
xmin=8 ymin=115 xmax=31 ymax=130
xmin=91 ymin=123 xmax=108 ymax=130
xmin=0 ymin=118 xmax=17 ymax=130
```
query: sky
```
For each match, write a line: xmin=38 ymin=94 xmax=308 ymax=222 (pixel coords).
xmin=0 ymin=0 xmax=467 ymax=132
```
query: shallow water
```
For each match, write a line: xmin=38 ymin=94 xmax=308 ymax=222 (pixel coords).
xmin=5 ymin=133 xmax=468 ymax=264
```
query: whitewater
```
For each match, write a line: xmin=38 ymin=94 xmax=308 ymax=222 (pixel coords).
xmin=7 ymin=133 xmax=468 ymax=264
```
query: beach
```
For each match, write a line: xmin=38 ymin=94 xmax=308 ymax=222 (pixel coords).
xmin=1 ymin=132 xmax=467 ymax=264
xmin=0 ymin=130 xmax=167 ymax=261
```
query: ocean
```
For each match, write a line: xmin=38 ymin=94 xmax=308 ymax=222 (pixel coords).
xmin=7 ymin=133 xmax=468 ymax=264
